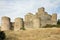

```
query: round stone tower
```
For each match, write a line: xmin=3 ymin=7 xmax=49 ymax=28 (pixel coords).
xmin=51 ymin=13 xmax=57 ymax=25
xmin=14 ymin=17 xmax=24 ymax=31
xmin=1 ymin=16 xmax=11 ymax=31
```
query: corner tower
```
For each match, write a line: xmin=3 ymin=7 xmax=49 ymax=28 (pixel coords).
xmin=51 ymin=13 xmax=57 ymax=25
xmin=1 ymin=16 xmax=11 ymax=31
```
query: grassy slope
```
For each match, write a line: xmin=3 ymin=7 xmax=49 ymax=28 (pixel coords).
xmin=4 ymin=28 xmax=60 ymax=40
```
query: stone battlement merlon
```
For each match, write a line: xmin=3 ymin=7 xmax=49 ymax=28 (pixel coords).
xmin=38 ymin=7 xmax=45 ymax=12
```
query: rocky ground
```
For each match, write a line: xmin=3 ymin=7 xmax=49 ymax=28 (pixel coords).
xmin=4 ymin=28 xmax=60 ymax=40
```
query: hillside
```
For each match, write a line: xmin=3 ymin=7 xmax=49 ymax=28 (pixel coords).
xmin=4 ymin=28 xmax=60 ymax=40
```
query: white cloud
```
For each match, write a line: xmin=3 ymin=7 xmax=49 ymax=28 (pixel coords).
xmin=58 ymin=14 xmax=60 ymax=19
xmin=33 ymin=0 xmax=60 ymax=13
xmin=0 ymin=0 xmax=60 ymax=24
xmin=0 ymin=0 xmax=35 ymax=22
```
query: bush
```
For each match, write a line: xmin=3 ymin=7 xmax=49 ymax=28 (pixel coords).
xmin=0 ymin=31 xmax=6 ymax=40
xmin=43 ymin=24 xmax=60 ymax=28
xmin=43 ymin=24 xmax=59 ymax=28
xmin=20 ymin=26 xmax=25 ymax=30
xmin=57 ymin=19 xmax=60 ymax=25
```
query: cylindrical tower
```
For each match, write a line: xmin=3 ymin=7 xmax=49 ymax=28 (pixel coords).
xmin=14 ymin=17 xmax=24 ymax=31
xmin=1 ymin=16 xmax=11 ymax=31
xmin=51 ymin=13 xmax=57 ymax=25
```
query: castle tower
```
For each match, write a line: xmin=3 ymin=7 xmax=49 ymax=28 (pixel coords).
xmin=51 ymin=13 xmax=57 ymax=25
xmin=1 ymin=16 xmax=11 ymax=31
xmin=36 ymin=7 xmax=45 ymax=18
xmin=14 ymin=17 xmax=24 ymax=31
xmin=24 ymin=13 xmax=34 ymax=28
xmin=43 ymin=12 xmax=51 ymax=25
xmin=36 ymin=7 xmax=47 ymax=27
xmin=38 ymin=7 xmax=45 ymax=13
xmin=33 ymin=15 xmax=41 ymax=28
xmin=25 ymin=13 xmax=34 ymax=22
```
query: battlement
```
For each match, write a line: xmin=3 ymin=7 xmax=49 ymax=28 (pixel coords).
xmin=0 ymin=7 xmax=57 ymax=31
xmin=38 ymin=7 xmax=45 ymax=12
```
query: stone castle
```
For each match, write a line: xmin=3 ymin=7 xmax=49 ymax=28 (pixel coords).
xmin=0 ymin=7 xmax=57 ymax=31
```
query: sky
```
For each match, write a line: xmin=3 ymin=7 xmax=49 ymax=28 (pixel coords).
xmin=0 ymin=0 xmax=60 ymax=23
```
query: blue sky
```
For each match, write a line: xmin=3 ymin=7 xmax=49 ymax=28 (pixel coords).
xmin=0 ymin=0 xmax=60 ymax=22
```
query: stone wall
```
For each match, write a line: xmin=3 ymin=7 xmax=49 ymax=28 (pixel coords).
xmin=51 ymin=13 xmax=57 ymax=25
xmin=0 ymin=7 xmax=57 ymax=31
xmin=1 ymin=16 xmax=11 ymax=31
xmin=33 ymin=15 xmax=41 ymax=28
xmin=14 ymin=17 xmax=24 ymax=31
xmin=24 ymin=13 xmax=34 ymax=28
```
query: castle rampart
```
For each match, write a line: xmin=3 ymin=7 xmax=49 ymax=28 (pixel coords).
xmin=0 ymin=7 xmax=57 ymax=31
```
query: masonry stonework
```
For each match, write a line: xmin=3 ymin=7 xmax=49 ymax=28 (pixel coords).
xmin=0 ymin=7 xmax=57 ymax=31
xmin=24 ymin=13 xmax=34 ymax=29
xmin=33 ymin=15 xmax=41 ymax=28
xmin=14 ymin=18 xmax=24 ymax=31
xmin=51 ymin=13 xmax=57 ymax=25
xmin=1 ymin=16 xmax=11 ymax=31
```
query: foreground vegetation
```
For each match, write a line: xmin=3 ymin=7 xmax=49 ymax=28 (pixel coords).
xmin=4 ymin=28 xmax=60 ymax=40
xmin=43 ymin=19 xmax=60 ymax=28
xmin=0 ymin=19 xmax=60 ymax=40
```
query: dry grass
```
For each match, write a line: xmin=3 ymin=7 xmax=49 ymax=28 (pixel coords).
xmin=4 ymin=28 xmax=60 ymax=40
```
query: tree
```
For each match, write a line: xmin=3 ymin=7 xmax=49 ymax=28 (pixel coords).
xmin=0 ymin=31 xmax=6 ymax=40
xmin=57 ymin=19 xmax=60 ymax=25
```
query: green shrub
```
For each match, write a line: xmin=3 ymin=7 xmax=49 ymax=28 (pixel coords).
xmin=43 ymin=24 xmax=60 ymax=28
xmin=20 ymin=26 xmax=25 ymax=30
xmin=57 ymin=19 xmax=60 ymax=25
